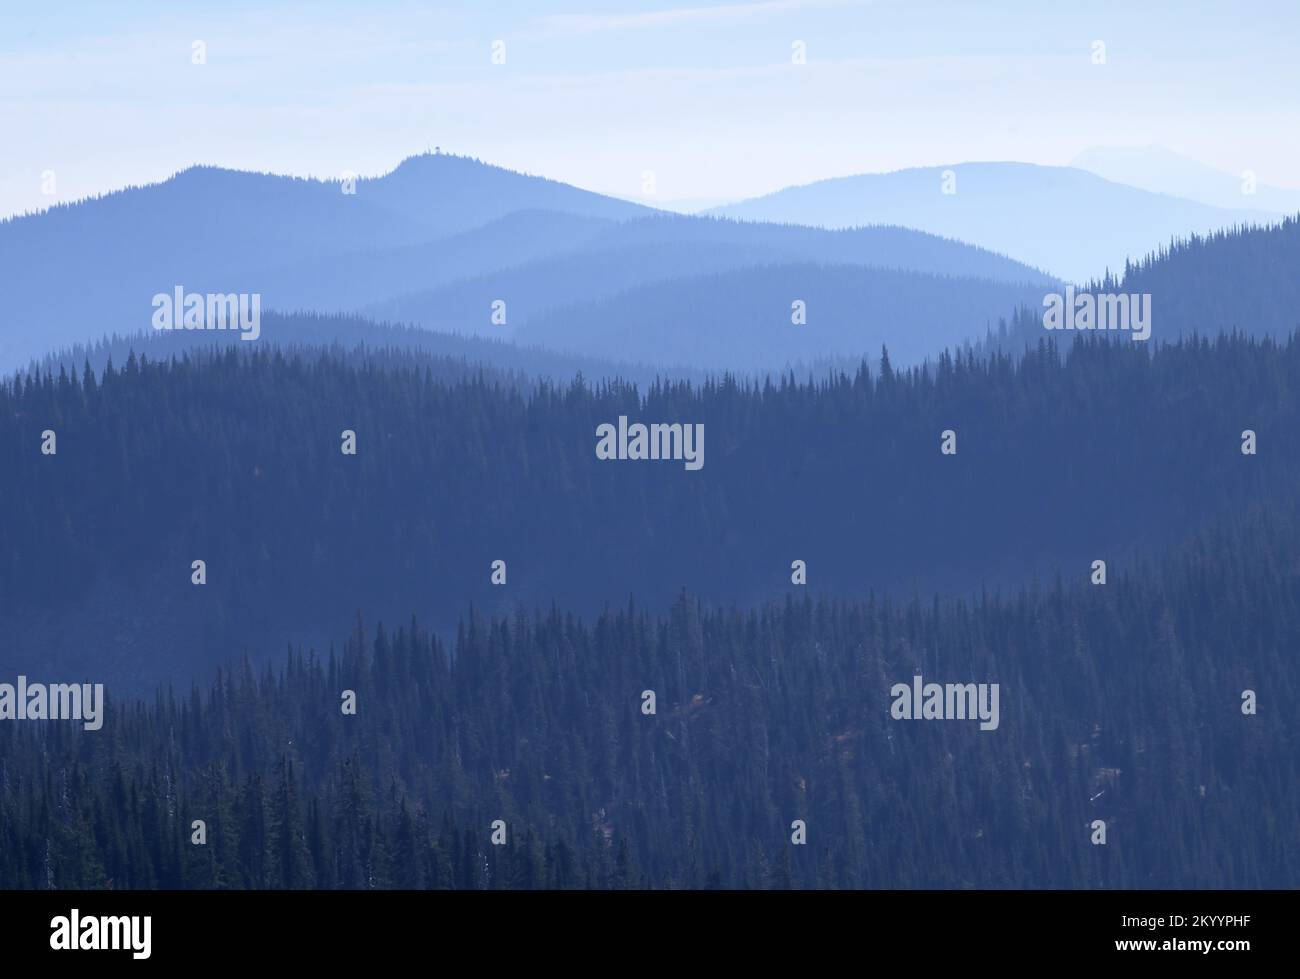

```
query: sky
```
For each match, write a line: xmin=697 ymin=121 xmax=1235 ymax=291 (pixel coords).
xmin=3 ymin=0 xmax=1299 ymax=218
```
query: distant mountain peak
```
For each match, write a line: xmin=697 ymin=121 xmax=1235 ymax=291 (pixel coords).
xmin=1071 ymin=145 xmax=1300 ymax=216
xmin=710 ymin=160 xmax=1279 ymax=281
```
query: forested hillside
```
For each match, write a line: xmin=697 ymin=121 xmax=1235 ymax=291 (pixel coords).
xmin=2 ymin=501 xmax=1295 ymax=889
xmin=4 ymin=333 xmax=1300 ymax=690
xmin=979 ymin=217 xmax=1300 ymax=355
xmin=1096 ymin=217 xmax=1300 ymax=341
xmin=34 ymin=310 xmax=707 ymax=392
xmin=8 ymin=0 xmax=1296 ymax=917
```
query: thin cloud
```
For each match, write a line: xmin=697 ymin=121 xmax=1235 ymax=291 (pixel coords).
xmin=535 ymin=0 xmax=867 ymax=37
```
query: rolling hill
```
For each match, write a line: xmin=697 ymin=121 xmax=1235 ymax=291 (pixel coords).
xmin=1071 ymin=145 xmax=1300 ymax=216
xmin=0 ymin=154 xmax=652 ymax=369
xmin=709 ymin=162 xmax=1279 ymax=282
xmin=0 ymin=155 xmax=1051 ymax=374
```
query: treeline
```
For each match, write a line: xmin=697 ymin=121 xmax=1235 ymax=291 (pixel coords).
xmin=3 ymin=333 xmax=1300 ymax=689
xmin=979 ymin=216 xmax=1300 ymax=355
xmin=1098 ymin=216 xmax=1300 ymax=342
xmin=1 ymin=501 xmax=1295 ymax=889
xmin=31 ymin=310 xmax=706 ymax=392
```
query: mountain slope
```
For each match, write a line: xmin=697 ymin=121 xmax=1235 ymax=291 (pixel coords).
xmin=511 ymin=262 xmax=1048 ymax=369
xmin=36 ymin=309 xmax=712 ymax=391
xmin=1072 ymin=145 xmax=1300 ymax=216
xmin=0 ymin=155 xmax=1059 ymax=373
xmin=980 ymin=217 xmax=1300 ymax=354
xmin=0 ymin=155 xmax=653 ymax=369
xmin=6 ymin=333 xmax=1300 ymax=691
xmin=709 ymin=162 xmax=1279 ymax=282
xmin=5 ymin=527 xmax=1296 ymax=888
xmin=355 ymin=152 xmax=651 ymax=233
xmin=347 ymin=212 xmax=1054 ymax=335
xmin=260 ymin=210 xmax=616 ymax=316
xmin=352 ymin=216 xmax=1055 ymax=368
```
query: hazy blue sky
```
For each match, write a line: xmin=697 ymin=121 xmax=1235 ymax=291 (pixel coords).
xmin=4 ymin=0 xmax=1298 ymax=217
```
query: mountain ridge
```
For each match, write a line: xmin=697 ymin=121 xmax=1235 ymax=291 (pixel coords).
xmin=709 ymin=161 xmax=1280 ymax=282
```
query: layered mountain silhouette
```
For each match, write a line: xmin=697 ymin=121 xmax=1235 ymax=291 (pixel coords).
xmin=0 ymin=154 xmax=650 ymax=368
xmin=1 ymin=153 xmax=1050 ymax=374
xmin=1072 ymin=145 xmax=1300 ymax=216
xmin=4 ymin=217 xmax=1299 ymax=690
xmin=5 ymin=153 xmax=1298 ymax=896
xmin=6 ymin=329 xmax=1300 ymax=693
xmin=511 ymin=264 xmax=1045 ymax=370
xmin=5 ymin=153 xmax=1292 ymax=378
xmin=709 ymin=162 xmax=1281 ymax=282
xmin=360 ymin=216 xmax=1052 ymax=369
